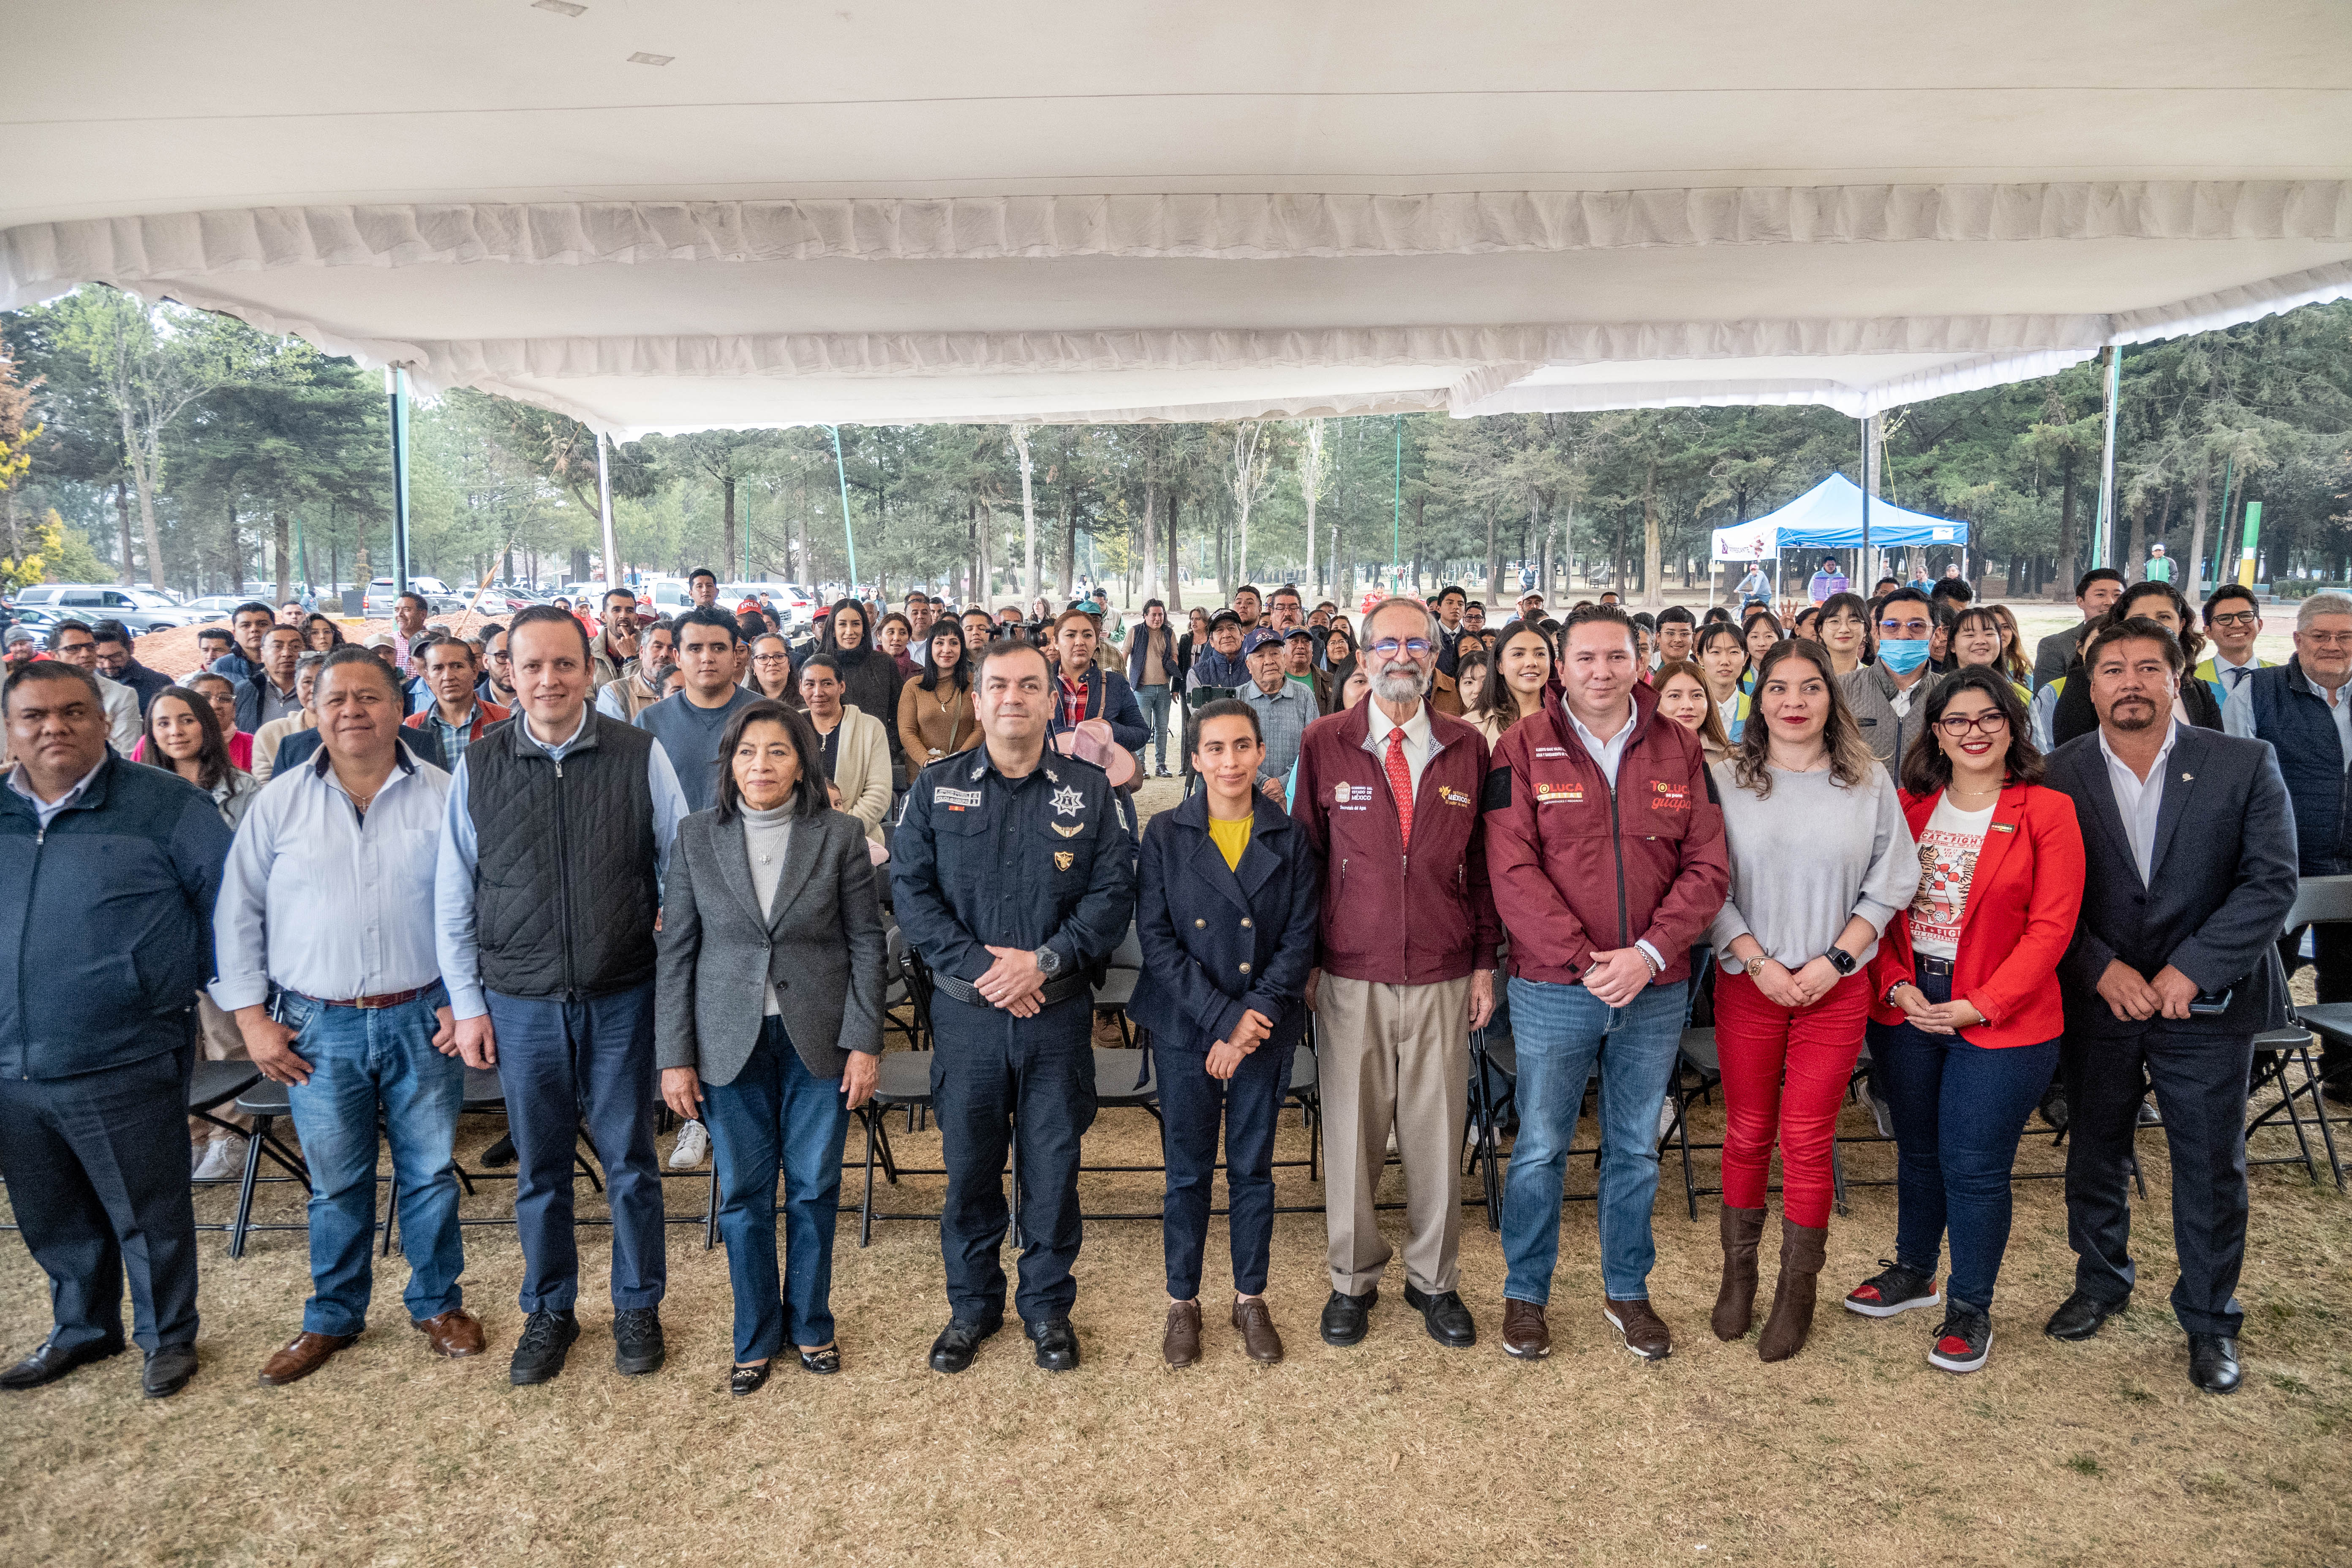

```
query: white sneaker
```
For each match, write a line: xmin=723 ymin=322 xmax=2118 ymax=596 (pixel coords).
xmin=191 ymin=1139 xmax=240 ymax=1182
xmin=669 ymin=1119 xmax=710 ymax=1170
xmin=1655 ymin=1096 xmax=1679 ymax=1144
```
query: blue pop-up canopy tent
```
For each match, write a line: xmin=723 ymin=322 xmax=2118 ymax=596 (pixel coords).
xmin=1711 ymin=473 xmax=1969 ymax=561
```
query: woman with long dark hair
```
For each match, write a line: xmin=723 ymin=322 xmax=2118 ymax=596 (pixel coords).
xmin=1739 ymin=609 xmax=1783 ymax=691
xmin=1817 ymin=591 xmax=1873 ymax=679
xmin=1470 ymin=622 xmax=1552 ymax=745
xmin=1695 ymin=621 xmax=1751 ymax=743
xmin=656 ymin=700 xmax=887 ymax=1396
xmin=302 ymin=613 xmax=345 ymax=653
xmin=745 ymin=633 xmax=798 ymax=703
xmin=1652 ymin=658 xmax=1732 ymax=765
xmin=143 ymin=684 xmax=258 ymax=828
xmin=1840 ymin=670 xmax=2083 ymax=1375
xmin=897 ymin=621 xmax=975 ymax=767
xmin=820 ymin=597 xmax=908 ymax=771
xmin=1948 ymin=606 xmax=2031 ymax=703
xmin=1707 ymin=640 xmax=1918 ymax=1362
xmin=1323 ymin=623 xmax=1358 ymax=689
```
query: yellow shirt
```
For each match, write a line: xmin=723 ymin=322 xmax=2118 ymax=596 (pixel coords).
xmin=1206 ymin=813 xmax=1252 ymax=871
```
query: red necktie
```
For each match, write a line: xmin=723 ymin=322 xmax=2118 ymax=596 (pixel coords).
xmin=1385 ymin=727 xmax=1415 ymax=850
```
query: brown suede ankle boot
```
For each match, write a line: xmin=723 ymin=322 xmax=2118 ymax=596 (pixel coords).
xmin=1757 ymin=1218 xmax=1829 ymax=1362
xmin=1711 ymin=1205 xmax=1767 ymax=1341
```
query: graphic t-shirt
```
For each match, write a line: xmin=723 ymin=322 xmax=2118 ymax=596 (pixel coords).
xmin=1908 ymin=796 xmax=1995 ymax=959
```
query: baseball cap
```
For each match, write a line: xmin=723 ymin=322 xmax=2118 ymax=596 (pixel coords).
xmin=1208 ymin=608 xmax=1243 ymax=629
xmin=1241 ymin=628 xmax=1285 ymax=657
xmin=1283 ymin=625 xmax=1314 ymax=642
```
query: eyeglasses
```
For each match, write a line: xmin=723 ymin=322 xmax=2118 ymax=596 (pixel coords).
xmin=2305 ymin=631 xmax=2352 ymax=648
xmin=1367 ymin=638 xmax=1433 ymax=657
xmin=2209 ymin=611 xmax=2258 ymax=629
xmin=1936 ymin=712 xmax=2011 ymax=737
xmin=752 ymin=651 xmax=789 ymax=663
xmin=489 ymin=650 xmax=511 ymax=663
xmin=1878 ymin=618 xmax=1931 ymax=637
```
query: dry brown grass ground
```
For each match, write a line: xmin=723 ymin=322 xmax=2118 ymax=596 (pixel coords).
xmin=3 ymin=1066 xmax=2347 ymax=1568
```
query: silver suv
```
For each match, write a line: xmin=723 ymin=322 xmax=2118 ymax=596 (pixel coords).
xmin=12 ymin=583 xmax=201 ymax=632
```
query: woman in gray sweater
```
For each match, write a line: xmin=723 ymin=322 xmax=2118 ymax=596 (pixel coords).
xmin=655 ymin=700 xmax=888 ymax=1397
xmin=1706 ymin=640 xmax=1919 ymax=1364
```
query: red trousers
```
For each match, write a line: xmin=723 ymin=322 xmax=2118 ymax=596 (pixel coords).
xmin=1713 ymin=969 xmax=1872 ymax=1229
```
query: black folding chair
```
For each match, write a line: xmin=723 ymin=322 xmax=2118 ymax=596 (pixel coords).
xmin=224 ymin=1080 xmax=313 ymax=1258
xmin=2251 ymin=874 xmax=2352 ymax=1189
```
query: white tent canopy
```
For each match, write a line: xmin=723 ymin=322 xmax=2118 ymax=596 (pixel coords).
xmin=6 ymin=2 xmax=2351 ymax=434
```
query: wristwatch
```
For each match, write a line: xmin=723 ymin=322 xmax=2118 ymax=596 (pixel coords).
xmin=1033 ymin=945 xmax=1064 ymax=979
xmin=1822 ymin=947 xmax=1859 ymax=977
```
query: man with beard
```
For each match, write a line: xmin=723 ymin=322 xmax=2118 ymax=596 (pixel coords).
xmin=2041 ymin=617 xmax=2295 ymax=1396
xmin=1290 ymin=596 xmax=1500 ymax=1351
xmin=596 ymin=619 xmax=678 ymax=724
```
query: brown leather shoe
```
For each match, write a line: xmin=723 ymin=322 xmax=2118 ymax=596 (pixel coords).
xmin=1162 ymin=1300 xmax=1202 ymax=1368
xmin=1759 ymin=1219 xmax=1829 ymax=1363
xmin=1231 ymin=1297 xmax=1283 ymax=1364
xmin=1604 ymin=1297 xmax=1673 ymax=1361
xmin=1712 ymin=1205 xmax=1767 ymax=1341
xmin=412 ymin=1309 xmax=486 ymax=1358
xmin=257 ymin=1330 xmax=358 ymax=1386
xmin=1501 ymin=1298 xmax=1551 ymax=1359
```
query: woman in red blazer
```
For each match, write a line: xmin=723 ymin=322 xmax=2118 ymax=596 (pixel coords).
xmin=1848 ymin=669 xmax=2085 ymax=1375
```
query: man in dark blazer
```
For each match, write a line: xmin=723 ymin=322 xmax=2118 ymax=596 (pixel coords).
xmin=2031 ymin=568 xmax=2125 ymax=691
xmin=2042 ymin=616 xmax=2298 ymax=1396
xmin=0 ymin=662 xmax=233 ymax=1399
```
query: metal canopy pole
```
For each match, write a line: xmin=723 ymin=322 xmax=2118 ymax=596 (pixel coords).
xmin=596 ymin=430 xmax=620 ymax=589
xmin=1858 ymin=415 xmax=1871 ymax=590
xmin=2093 ymin=345 xmax=2122 ymax=569
xmin=387 ymin=367 xmax=411 ymax=593
xmin=828 ymin=425 xmax=858 ymax=590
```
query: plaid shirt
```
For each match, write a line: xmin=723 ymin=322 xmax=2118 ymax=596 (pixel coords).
xmin=404 ymin=699 xmax=510 ymax=772
xmin=1242 ymin=676 xmax=1318 ymax=786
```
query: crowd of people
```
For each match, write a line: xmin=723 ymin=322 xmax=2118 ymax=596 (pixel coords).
xmin=0 ymin=559 xmax=2330 ymax=1407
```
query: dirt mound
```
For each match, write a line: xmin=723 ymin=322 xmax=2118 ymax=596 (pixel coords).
xmin=135 ymin=611 xmax=501 ymax=679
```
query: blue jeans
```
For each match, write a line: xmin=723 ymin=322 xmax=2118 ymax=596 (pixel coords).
xmin=1134 ymin=684 xmax=1173 ymax=772
xmin=1156 ymin=1038 xmax=1296 ymax=1300
xmin=1868 ymin=970 xmax=2058 ymax=1311
xmin=1500 ymin=976 xmax=1684 ymax=1304
xmin=281 ymin=985 xmax=466 ymax=1336
xmin=700 ymin=1019 xmax=853 ymax=1362
xmin=490 ymin=983 xmax=666 ymax=1314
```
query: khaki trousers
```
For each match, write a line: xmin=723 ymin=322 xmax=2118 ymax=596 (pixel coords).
xmin=1315 ymin=973 xmax=1470 ymax=1296
xmin=191 ymin=994 xmax=251 ymax=1141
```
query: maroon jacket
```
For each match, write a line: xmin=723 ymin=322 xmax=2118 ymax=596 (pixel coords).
xmin=1483 ymin=681 xmax=1728 ymax=987
xmin=1289 ymin=699 xmax=1502 ymax=985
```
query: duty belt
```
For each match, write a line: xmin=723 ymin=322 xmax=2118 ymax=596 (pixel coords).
xmin=929 ymin=970 xmax=1092 ymax=1010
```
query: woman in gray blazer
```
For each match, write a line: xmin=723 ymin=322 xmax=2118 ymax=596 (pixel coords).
xmin=656 ymin=699 xmax=888 ymax=1397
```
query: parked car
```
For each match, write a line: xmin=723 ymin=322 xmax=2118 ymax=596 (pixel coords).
xmin=182 ymin=595 xmax=247 ymax=621
xmin=11 ymin=583 xmax=205 ymax=633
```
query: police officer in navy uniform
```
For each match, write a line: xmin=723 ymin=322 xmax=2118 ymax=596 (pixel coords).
xmin=893 ymin=637 xmax=1137 ymax=1374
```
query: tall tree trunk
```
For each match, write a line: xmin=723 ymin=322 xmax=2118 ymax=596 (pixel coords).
xmin=272 ymin=511 xmax=291 ymax=602
xmin=2054 ymin=451 xmax=2079 ymax=599
xmin=114 ymin=480 xmax=134 ymax=585
xmin=2186 ymin=457 xmax=2211 ymax=598
xmin=1139 ymin=479 xmax=1160 ymax=604
xmin=1165 ymin=482 xmax=1184 ymax=613
xmin=1642 ymin=457 xmax=1665 ymax=608
xmin=1301 ymin=420 xmax=1323 ymax=597
xmin=223 ymin=494 xmax=239 ymax=595
xmin=1057 ymin=493 xmax=1075 ymax=599
xmin=1483 ymin=503 xmax=1500 ymax=607
xmin=118 ymin=409 xmax=167 ymax=593
xmin=721 ymin=476 xmax=738 ymax=581
xmin=1012 ymin=425 xmax=1038 ymax=605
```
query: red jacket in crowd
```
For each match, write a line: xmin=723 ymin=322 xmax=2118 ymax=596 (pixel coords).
xmin=1482 ymin=680 xmax=1728 ymax=987
xmin=1866 ymin=780 xmax=2085 ymax=1050
xmin=403 ymin=699 xmax=512 ymax=748
xmin=1288 ymin=698 xmax=1501 ymax=985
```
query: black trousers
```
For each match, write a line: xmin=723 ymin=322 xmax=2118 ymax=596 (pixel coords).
xmin=928 ymin=991 xmax=1096 ymax=1327
xmin=0 ymin=1042 xmax=200 ymax=1355
xmin=2062 ymin=1020 xmax=2254 ymax=1337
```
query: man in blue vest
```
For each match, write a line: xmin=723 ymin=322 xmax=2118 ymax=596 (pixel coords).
xmin=2224 ymin=590 xmax=2352 ymax=1099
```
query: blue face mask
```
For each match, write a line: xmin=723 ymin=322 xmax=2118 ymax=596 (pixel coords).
xmin=1876 ymin=639 xmax=1931 ymax=675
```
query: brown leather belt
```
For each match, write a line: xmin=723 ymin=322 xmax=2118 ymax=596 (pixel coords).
xmin=309 ymin=987 xmax=431 ymax=1010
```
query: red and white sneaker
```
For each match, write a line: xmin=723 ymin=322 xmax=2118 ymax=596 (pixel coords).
xmin=1928 ymin=1304 xmax=1992 ymax=1373
xmin=1844 ymin=1260 xmax=1941 ymax=1318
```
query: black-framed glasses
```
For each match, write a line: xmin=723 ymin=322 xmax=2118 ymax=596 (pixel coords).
xmin=1936 ymin=711 xmax=2010 ymax=737
xmin=2208 ymin=611 xmax=2259 ymax=628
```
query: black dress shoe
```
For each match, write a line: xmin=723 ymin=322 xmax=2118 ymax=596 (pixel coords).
xmin=1319 ymin=1287 xmax=1377 ymax=1347
xmin=480 ymin=1132 xmax=516 ymax=1168
xmin=1403 ymin=1283 xmax=1478 ymax=1348
xmin=798 ymin=1345 xmax=841 ymax=1375
xmin=730 ymin=1362 xmax=772 ymax=1398
xmin=141 ymin=1344 xmax=198 ymax=1399
xmin=1026 ymin=1318 xmax=1080 ymax=1372
xmin=2188 ymin=1334 xmax=2243 ymax=1395
xmin=612 ymin=1307 xmax=665 ymax=1375
xmin=0 ymin=1334 xmax=125 ymax=1391
xmin=2044 ymin=1290 xmax=2128 ymax=1341
xmin=509 ymin=1308 xmax=581 ymax=1386
xmin=928 ymin=1318 xmax=1001 ymax=1375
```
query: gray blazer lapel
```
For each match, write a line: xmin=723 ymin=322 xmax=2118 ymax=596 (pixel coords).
xmin=765 ymin=814 xmax=830 ymax=933
xmin=710 ymin=817 xmax=767 ymax=930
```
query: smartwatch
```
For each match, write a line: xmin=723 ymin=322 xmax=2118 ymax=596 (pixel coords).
xmin=1823 ymin=947 xmax=1859 ymax=977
